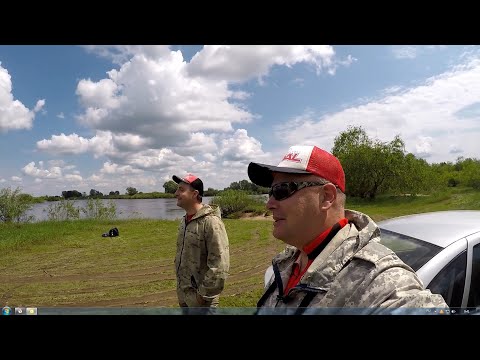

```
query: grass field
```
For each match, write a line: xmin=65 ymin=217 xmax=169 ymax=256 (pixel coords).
xmin=0 ymin=218 xmax=282 ymax=308
xmin=0 ymin=187 xmax=479 ymax=308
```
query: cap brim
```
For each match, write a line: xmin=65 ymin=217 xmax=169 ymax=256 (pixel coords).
xmin=173 ymin=175 xmax=187 ymax=184
xmin=247 ymin=162 xmax=310 ymax=187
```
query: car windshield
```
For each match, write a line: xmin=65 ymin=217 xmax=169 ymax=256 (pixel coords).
xmin=379 ymin=228 xmax=443 ymax=271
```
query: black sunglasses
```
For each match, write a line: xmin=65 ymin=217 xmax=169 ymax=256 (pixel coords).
xmin=268 ymin=181 xmax=329 ymax=201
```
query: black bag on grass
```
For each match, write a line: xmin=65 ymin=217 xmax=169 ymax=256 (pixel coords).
xmin=109 ymin=227 xmax=119 ymax=237
xmin=102 ymin=227 xmax=119 ymax=237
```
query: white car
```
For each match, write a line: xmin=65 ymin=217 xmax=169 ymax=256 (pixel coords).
xmin=264 ymin=210 xmax=480 ymax=311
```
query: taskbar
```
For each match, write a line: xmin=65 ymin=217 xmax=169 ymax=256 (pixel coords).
xmin=2 ymin=306 xmax=479 ymax=315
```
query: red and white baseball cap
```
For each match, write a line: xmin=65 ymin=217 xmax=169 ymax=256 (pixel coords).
xmin=248 ymin=145 xmax=345 ymax=192
xmin=172 ymin=173 xmax=204 ymax=196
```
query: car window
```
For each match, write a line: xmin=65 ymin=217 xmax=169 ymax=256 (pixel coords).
xmin=428 ymin=251 xmax=467 ymax=308
xmin=467 ymin=243 xmax=480 ymax=307
xmin=379 ymin=229 xmax=442 ymax=271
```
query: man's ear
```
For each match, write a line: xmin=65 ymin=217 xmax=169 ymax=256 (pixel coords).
xmin=320 ymin=183 xmax=337 ymax=209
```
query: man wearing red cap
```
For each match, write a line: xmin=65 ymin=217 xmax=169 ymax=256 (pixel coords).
xmin=248 ymin=145 xmax=448 ymax=314
xmin=172 ymin=173 xmax=230 ymax=311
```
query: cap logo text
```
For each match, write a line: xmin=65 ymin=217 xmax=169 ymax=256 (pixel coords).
xmin=282 ymin=152 xmax=301 ymax=163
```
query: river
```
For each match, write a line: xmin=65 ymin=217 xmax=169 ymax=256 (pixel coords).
xmin=27 ymin=197 xmax=214 ymax=222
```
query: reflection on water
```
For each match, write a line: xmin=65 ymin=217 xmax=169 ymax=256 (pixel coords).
xmin=27 ymin=197 xmax=213 ymax=222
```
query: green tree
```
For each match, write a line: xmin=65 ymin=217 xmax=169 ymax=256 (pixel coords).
xmin=89 ymin=189 xmax=103 ymax=198
xmin=332 ymin=126 xmax=428 ymax=198
xmin=126 ymin=187 xmax=138 ymax=196
xmin=229 ymin=181 xmax=240 ymax=190
xmin=163 ymin=181 xmax=178 ymax=194
xmin=458 ymin=158 xmax=480 ymax=189
xmin=62 ymin=190 xmax=82 ymax=199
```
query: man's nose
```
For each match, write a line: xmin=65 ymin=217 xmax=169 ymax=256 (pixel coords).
xmin=266 ymin=196 xmax=277 ymax=210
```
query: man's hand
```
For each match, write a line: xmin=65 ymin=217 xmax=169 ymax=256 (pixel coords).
xmin=196 ymin=293 xmax=207 ymax=305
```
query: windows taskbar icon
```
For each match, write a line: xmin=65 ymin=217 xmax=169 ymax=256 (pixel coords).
xmin=26 ymin=307 xmax=37 ymax=315
xmin=2 ymin=306 xmax=12 ymax=315
xmin=15 ymin=307 xmax=26 ymax=315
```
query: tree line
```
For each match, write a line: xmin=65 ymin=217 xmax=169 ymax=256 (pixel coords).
xmin=332 ymin=126 xmax=480 ymax=199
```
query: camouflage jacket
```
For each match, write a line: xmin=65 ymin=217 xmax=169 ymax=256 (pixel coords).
xmin=175 ymin=204 xmax=230 ymax=304
xmin=257 ymin=209 xmax=448 ymax=314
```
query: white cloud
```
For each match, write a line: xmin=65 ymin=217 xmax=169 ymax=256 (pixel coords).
xmin=82 ymin=45 xmax=172 ymax=65
xmin=21 ymin=161 xmax=83 ymax=189
xmin=112 ymin=133 xmax=153 ymax=152
xmin=37 ymin=133 xmax=90 ymax=155
xmin=0 ymin=179 xmax=6 ymax=183
xmin=87 ymin=131 xmax=115 ymax=158
xmin=391 ymin=46 xmax=418 ymax=59
xmin=75 ymin=50 xmax=252 ymax=147
xmin=33 ymin=99 xmax=45 ymax=112
xmin=391 ymin=45 xmax=448 ymax=59
xmin=219 ymin=129 xmax=270 ymax=163
xmin=0 ymin=63 xmax=45 ymax=133
xmin=48 ymin=160 xmax=66 ymax=167
xmin=188 ymin=45 xmax=342 ymax=82
xmin=64 ymin=174 xmax=83 ymax=182
xmin=274 ymin=55 xmax=480 ymax=163
xmin=449 ymin=145 xmax=463 ymax=154
xmin=57 ymin=112 xmax=65 ymax=119
xmin=22 ymin=162 xmax=62 ymax=179
xmin=172 ymin=132 xmax=218 ymax=157
xmin=125 ymin=148 xmax=187 ymax=171
xmin=11 ymin=176 xmax=22 ymax=182
xmin=415 ymin=136 xmax=433 ymax=158
xmin=100 ymin=162 xmax=143 ymax=175
xmin=203 ymin=153 xmax=217 ymax=162
xmin=76 ymin=78 xmax=123 ymax=109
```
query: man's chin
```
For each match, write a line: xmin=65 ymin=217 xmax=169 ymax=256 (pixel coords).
xmin=272 ymin=228 xmax=285 ymax=241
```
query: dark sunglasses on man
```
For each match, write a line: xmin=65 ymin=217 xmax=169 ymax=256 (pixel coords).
xmin=269 ymin=181 xmax=334 ymax=201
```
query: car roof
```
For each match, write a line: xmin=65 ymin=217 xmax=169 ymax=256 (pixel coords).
xmin=377 ymin=210 xmax=480 ymax=248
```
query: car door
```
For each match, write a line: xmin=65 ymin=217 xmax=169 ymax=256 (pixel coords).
xmin=426 ymin=249 xmax=467 ymax=308
xmin=425 ymin=232 xmax=480 ymax=309
xmin=466 ymin=235 xmax=480 ymax=308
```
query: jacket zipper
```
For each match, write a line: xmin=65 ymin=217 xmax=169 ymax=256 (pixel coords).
xmin=176 ymin=217 xmax=188 ymax=274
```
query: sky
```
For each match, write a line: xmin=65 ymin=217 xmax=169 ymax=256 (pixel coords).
xmin=1 ymin=45 xmax=480 ymax=196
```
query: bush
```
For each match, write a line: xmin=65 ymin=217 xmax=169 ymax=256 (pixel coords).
xmin=81 ymin=198 xmax=117 ymax=220
xmin=45 ymin=200 xmax=81 ymax=221
xmin=210 ymin=190 xmax=267 ymax=218
xmin=0 ymin=187 xmax=35 ymax=223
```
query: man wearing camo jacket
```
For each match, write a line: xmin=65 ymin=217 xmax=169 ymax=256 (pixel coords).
xmin=173 ymin=173 xmax=230 ymax=312
xmin=248 ymin=145 xmax=448 ymax=314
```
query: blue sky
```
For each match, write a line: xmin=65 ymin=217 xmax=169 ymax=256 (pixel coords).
xmin=1 ymin=45 xmax=479 ymax=196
